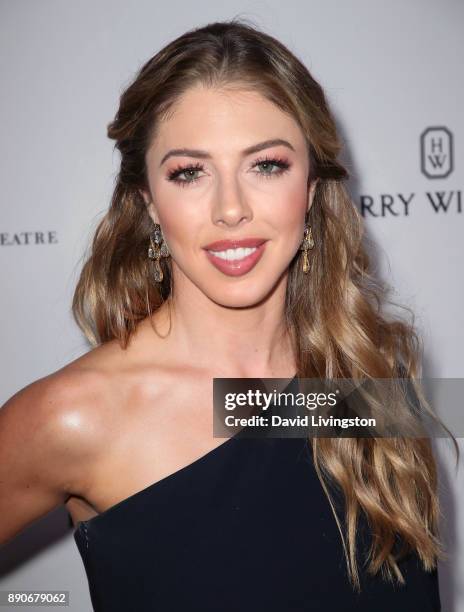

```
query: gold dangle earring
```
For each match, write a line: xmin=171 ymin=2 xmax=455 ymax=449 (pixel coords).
xmin=300 ymin=222 xmax=314 ymax=274
xmin=148 ymin=223 xmax=170 ymax=283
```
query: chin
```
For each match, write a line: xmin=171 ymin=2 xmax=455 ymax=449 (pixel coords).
xmin=203 ymin=280 xmax=279 ymax=309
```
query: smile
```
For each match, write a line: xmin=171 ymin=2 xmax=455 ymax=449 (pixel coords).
xmin=207 ymin=246 xmax=257 ymax=261
xmin=204 ymin=242 xmax=267 ymax=277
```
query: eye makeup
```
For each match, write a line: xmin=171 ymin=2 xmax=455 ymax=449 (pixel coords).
xmin=165 ymin=155 xmax=291 ymax=188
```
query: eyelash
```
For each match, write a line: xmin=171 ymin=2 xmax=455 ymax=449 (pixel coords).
xmin=166 ymin=155 xmax=291 ymax=187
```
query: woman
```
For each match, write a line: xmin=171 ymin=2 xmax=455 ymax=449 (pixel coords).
xmin=0 ymin=19 xmax=455 ymax=612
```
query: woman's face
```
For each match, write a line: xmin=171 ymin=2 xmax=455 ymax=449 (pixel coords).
xmin=142 ymin=85 xmax=317 ymax=308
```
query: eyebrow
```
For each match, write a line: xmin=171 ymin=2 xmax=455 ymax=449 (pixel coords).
xmin=159 ymin=138 xmax=295 ymax=167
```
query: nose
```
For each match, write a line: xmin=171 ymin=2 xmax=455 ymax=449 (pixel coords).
xmin=211 ymin=175 xmax=253 ymax=228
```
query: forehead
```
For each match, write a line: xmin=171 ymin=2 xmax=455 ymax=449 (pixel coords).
xmin=150 ymin=85 xmax=306 ymax=155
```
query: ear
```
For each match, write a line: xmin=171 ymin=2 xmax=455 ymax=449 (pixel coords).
xmin=306 ymin=178 xmax=319 ymax=214
xmin=139 ymin=188 xmax=160 ymax=224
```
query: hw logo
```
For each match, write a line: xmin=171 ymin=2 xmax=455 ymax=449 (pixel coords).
xmin=420 ymin=127 xmax=453 ymax=178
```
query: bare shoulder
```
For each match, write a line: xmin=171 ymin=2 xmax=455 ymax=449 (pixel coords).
xmin=0 ymin=343 xmax=119 ymax=544
xmin=1 ymin=348 xmax=114 ymax=464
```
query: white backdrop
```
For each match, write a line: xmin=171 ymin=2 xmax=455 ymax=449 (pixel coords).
xmin=0 ymin=1 xmax=462 ymax=610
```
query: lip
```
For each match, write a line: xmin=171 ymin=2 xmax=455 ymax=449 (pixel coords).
xmin=202 ymin=237 xmax=267 ymax=251
xmin=203 ymin=239 xmax=268 ymax=277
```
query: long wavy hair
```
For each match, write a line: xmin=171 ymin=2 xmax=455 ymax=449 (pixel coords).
xmin=72 ymin=18 xmax=458 ymax=590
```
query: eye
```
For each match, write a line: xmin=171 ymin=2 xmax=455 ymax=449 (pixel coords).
xmin=166 ymin=155 xmax=291 ymax=188
xmin=166 ymin=162 xmax=205 ymax=187
xmin=251 ymin=156 xmax=291 ymax=178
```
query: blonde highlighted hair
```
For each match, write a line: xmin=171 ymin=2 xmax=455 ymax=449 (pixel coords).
xmin=72 ymin=18 xmax=458 ymax=590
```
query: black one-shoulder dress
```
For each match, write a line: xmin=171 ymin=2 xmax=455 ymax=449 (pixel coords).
xmin=73 ymin=376 xmax=441 ymax=611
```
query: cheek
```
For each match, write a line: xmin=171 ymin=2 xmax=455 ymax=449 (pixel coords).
xmin=267 ymin=178 xmax=308 ymax=225
xmin=267 ymin=165 xmax=308 ymax=204
xmin=151 ymin=182 xmax=202 ymax=241
xmin=154 ymin=203 xmax=207 ymax=264
xmin=268 ymin=182 xmax=308 ymax=254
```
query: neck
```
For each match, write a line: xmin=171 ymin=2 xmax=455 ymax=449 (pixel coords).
xmin=148 ymin=269 xmax=296 ymax=380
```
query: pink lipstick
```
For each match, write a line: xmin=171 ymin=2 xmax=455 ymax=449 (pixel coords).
xmin=202 ymin=237 xmax=268 ymax=277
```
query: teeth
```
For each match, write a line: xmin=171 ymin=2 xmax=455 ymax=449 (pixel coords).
xmin=208 ymin=246 xmax=258 ymax=261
